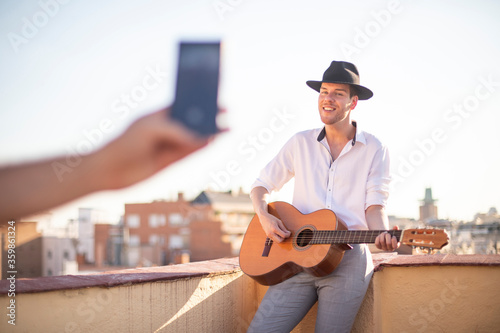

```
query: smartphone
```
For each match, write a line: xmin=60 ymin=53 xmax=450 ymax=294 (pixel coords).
xmin=170 ymin=41 xmax=221 ymax=136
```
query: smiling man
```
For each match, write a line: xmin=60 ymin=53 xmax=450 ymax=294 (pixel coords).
xmin=247 ymin=61 xmax=398 ymax=332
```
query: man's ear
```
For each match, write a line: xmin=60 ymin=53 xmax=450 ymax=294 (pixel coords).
xmin=350 ymin=95 xmax=358 ymax=110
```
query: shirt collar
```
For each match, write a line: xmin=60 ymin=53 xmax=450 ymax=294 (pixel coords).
xmin=316 ymin=121 xmax=366 ymax=146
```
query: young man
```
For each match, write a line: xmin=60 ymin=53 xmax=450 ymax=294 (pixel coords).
xmin=247 ymin=61 xmax=399 ymax=332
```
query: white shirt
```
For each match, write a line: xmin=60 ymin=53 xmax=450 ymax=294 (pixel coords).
xmin=251 ymin=122 xmax=391 ymax=230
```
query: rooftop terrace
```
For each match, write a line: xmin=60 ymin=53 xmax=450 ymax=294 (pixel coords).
xmin=1 ymin=254 xmax=500 ymax=332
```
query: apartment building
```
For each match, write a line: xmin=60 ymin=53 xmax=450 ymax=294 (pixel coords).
xmin=124 ymin=192 xmax=233 ymax=266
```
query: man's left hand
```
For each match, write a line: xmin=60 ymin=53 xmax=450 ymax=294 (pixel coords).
xmin=374 ymin=226 xmax=400 ymax=251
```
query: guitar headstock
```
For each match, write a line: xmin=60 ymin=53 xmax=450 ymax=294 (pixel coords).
xmin=400 ymin=228 xmax=449 ymax=252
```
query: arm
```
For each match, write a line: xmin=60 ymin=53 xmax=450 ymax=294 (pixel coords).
xmin=250 ymin=186 xmax=290 ymax=243
xmin=249 ymin=135 xmax=297 ymax=243
xmin=367 ymin=205 xmax=400 ymax=251
xmin=364 ymin=143 xmax=396 ymax=251
xmin=0 ymin=109 xmax=208 ymax=224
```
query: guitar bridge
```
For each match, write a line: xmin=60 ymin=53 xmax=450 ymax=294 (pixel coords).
xmin=261 ymin=238 xmax=273 ymax=257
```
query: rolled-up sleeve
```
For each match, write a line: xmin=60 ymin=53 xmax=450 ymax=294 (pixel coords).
xmin=251 ymin=136 xmax=296 ymax=194
xmin=365 ymin=145 xmax=391 ymax=210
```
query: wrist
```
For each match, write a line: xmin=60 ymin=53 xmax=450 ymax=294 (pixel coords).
xmin=250 ymin=186 xmax=270 ymax=216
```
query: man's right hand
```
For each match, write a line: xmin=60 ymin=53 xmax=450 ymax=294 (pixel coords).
xmin=250 ymin=186 xmax=291 ymax=243
xmin=257 ymin=211 xmax=291 ymax=243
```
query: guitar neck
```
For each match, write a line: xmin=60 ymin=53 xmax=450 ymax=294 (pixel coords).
xmin=310 ymin=230 xmax=402 ymax=245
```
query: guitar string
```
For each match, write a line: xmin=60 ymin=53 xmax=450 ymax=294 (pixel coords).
xmin=273 ymin=230 xmax=404 ymax=244
xmin=304 ymin=230 xmax=402 ymax=244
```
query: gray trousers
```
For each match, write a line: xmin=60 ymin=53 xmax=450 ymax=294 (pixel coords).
xmin=247 ymin=244 xmax=373 ymax=333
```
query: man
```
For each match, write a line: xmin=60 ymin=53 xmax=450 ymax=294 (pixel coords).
xmin=247 ymin=61 xmax=399 ymax=332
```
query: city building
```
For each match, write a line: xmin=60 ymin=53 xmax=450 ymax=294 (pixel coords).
xmin=0 ymin=220 xmax=77 ymax=279
xmin=124 ymin=192 xmax=235 ymax=267
xmin=441 ymin=207 xmax=500 ymax=255
xmin=419 ymin=187 xmax=438 ymax=222
xmin=415 ymin=188 xmax=500 ymax=255
xmin=94 ymin=221 xmax=126 ymax=268
xmin=191 ymin=189 xmax=254 ymax=256
xmin=77 ymin=208 xmax=112 ymax=264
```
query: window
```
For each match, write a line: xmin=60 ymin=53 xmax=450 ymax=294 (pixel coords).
xmin=158 ymin=214 xmax=166 ymax=226
xmin=129 ymin=235 xmax=140 ymax=246
xmin=169 ymin=213 xmax=185 ymax=226
xmin=149 ymin=235 xmax=158 ymax=245
xmin=127 ymin=214 xmax=140 ymax=228
xmin=169 ymin=235 xmax=184 ymax=249
xmin=149 ymin=214 xmax=166 ymax=228
xmin=149 ymin=215 xmax=158 ymax=228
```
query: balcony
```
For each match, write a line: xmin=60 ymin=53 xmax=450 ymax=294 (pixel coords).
xmin=1 ymin=254 xmax=500 ymax=332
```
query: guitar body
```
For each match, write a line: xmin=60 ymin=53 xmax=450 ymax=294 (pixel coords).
xmin=239 ymin=202 xmax=350 ymax=286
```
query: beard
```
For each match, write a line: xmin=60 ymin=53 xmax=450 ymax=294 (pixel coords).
xmin=319 ymin=107 xmax=350 ymax=126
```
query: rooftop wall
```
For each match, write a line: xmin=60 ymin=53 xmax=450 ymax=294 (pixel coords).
xmin=1 ymin=255 xmax=499 ymax=332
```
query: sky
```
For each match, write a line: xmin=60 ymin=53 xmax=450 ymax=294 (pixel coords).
xmin=1 ymin=0 xmax=499 ymax=226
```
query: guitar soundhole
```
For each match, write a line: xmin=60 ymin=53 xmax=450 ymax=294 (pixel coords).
xmin=296 ymin=228 xmax=314 ymax=248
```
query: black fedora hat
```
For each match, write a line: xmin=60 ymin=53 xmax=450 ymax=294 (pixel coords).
xmin=306 ymin=61 xmax=373 ymax=100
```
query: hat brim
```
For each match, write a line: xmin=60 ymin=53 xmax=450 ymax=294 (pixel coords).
xmin=306 ymin=80 xmax=373 ymax=100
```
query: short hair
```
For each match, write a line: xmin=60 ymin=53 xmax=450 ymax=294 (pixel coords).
xmin=349 ymin=85 xmax=359 ymax=99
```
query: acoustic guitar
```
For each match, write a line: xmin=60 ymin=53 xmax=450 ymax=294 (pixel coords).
xmin=239 ymin=201 xmax=449 ymax=286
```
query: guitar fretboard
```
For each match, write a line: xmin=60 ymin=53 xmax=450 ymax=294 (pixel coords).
xmin=310 ymin=230 xmax=402 ymax=244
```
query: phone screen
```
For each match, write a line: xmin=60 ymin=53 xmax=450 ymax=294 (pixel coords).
xmin=170 ymin=41 xmax=220 ymax=136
